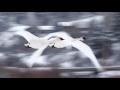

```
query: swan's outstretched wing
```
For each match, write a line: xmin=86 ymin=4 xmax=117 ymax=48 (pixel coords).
xmin=44 ymin=31 xmax=73 ymax=50
xmin=15 ymin=30 xmax=40 ymax=42
xmin=72 ymin=41 xmax=103 ymax=72
xmin=43 ymin=31 xmax=73 ymax=41
xmin=26 ymin=45 xmax=48 ymax=67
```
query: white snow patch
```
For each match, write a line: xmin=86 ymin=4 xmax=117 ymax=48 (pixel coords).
xmin=0 ymin=31 xmax=19 ymax=47
xmin=60 ymin=73 xmax=70 ymax=77
xmin=70 ymin=71 xmax=93 ymax=75
xmin=0 ymin=53 xmax=8 ymax=60
xmin=98 ymin=71 xmax=120 ymax=78
xmin=16 ymin=53 xmax=28 ymax=58
xmin=0 ymin=26 xmax=31 ymax=47
xmin=19 ymin=54 xmax=30 ymax=62
xmin=36 ymin=26 xmax=55 ymax=30
xmin=111 ymin=43 xmax=120 ymax=51
xmin=20 ymin=55 xmax=49 ymax=66
xmin=7 ymin=26 xmax=31 ymax=32
xmin=66 ymin=51 xmax=77 ymax=56
xmin=34 ymin=56 xmax=49 ymax=65
xmin=57 ymin=15 xmax=105 ymax=28
xmin=59 ymin=62 xmax=74 ymax=67
xmin=57 ymin=22 xmax=73 ymax=26
xmin=80 ymin=31 xmax=89 ymax=34
xmin=78 ymin=51 xmax=89 ymax=59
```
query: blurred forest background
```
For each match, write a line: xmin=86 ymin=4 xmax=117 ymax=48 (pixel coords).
xmin=0 ymin=12 xmax=120 ymax=78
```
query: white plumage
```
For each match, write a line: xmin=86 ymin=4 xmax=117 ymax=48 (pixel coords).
xmin=15 ymin=30 xmax=103 ymax=72
xmin=48 ymin=33 xmax=104 ymax=72
xmin=15 ymin=30 xmax=73 ymax=67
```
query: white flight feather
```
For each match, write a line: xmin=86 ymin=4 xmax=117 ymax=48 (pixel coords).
xmin=15 ymin=30 xmax=40 ymax=43
xmin=26 ymin=45 xmax=48 ymax=67
xmin=72 ymin=40 xmax=103 ymax=72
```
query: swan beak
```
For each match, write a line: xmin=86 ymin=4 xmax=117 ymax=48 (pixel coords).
xmin=59 ymin=37 xmax=65 ymax=40
xmin=82 ymin=36 xmax=86 ymax=40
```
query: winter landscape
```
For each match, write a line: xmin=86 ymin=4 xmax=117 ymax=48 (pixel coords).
xmin=0 ymin=12 xmax=120 ymax=78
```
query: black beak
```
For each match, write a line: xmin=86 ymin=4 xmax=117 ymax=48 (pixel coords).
xmin=52 ymin=45 xmax=56 ymax=48
xmin=82 ymin=36 xmax=86 ymax=40
xmin=59 ymin=37 xmax=64 ymax=40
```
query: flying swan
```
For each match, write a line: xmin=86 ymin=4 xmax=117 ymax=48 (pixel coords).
xmin=15 ymin=30 xmax=76 ymax=67
xmin=48 ymin=32 xmax=104 ymax=72
xmin=15 ymin=30 xmax=103 ymax=72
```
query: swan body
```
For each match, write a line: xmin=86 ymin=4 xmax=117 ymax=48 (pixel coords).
xmin=15 ymin=30 xmax=61 ymax=49
xmin=15 ymin=30 xmax=73 ymax=67
xmin=48 ymin=34 xmax=103 ymax=72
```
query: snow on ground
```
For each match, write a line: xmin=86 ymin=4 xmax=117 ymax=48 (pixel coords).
xmin=57 ymin=22 xmax=73 ymax=27
xmin=21 ymin=55 xmax=50 ymax=66
xmin=0 ymin=31 xmax=19 ymax=47
xmin=7 ymin=26 xmax=31 ymax=32
xmin=0 ymin=12 xmax=118 ymax=78
xmin=57 ymin=15 xmax=105 ymax=28
xmin=0 ymin=26 xmax=32 ymax=48
xmin=59 ymin=62 xmax=75 ymax=67
xmin=111 ymin=43 xmax=120 ymax=51
xmin=0 ymin=53 xmax=8 ymax=60
xmin=98 ymin=71 xmax=120 ymax=78
xmin=34 ymin=56 xmax=49 ymax=65
xmin=36 ymin=26 xmax=55 ymax=30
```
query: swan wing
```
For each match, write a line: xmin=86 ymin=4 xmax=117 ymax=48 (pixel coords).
xmin=15 ymin=30 xmax=40 ymax=42
xmin=26 ymin=45 xmax=48 ymax=67
xmin=44 ymin=31 xmax=73 ymax=49
xmin=43 ymin=31 xmax=73 ymax=41
xmin=72 ymin=41 xmax=103 ymax=71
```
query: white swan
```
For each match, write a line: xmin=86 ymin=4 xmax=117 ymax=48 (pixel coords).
xmin=15 ymin=30 xmax=61 ymax=49
xmin=48 ymin=33 xmax=104 ymax=72
xmin=15 ymin=30 xmax=74 ymax=67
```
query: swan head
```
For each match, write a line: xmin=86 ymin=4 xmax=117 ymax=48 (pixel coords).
xmin=81 ymin=36 xmax=86 ymax=40
xmin=79 ymin=36 xmax=86 ymax=41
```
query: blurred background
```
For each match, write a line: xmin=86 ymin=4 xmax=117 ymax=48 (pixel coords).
xmin=0 ymin=12 xmax=120 ymax=78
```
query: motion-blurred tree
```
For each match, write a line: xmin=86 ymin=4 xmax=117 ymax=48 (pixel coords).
xmin=113 ymin=12 xmax=120 ymax=41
